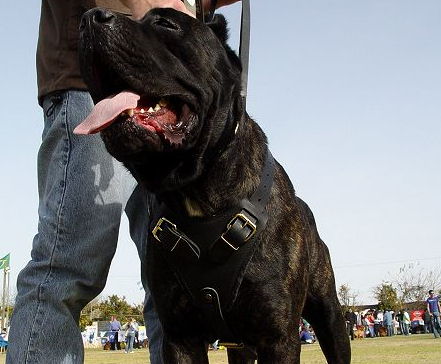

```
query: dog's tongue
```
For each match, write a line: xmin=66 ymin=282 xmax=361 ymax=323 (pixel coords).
xmin=73 ymin=91 xmax=140 ymax=134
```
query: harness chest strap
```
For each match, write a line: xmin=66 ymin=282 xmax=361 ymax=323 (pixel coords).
xmin=150 ymin=150 xmax=275 ymax=343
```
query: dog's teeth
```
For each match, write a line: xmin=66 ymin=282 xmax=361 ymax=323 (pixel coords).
xmin=148 ymin=107 xmax=154 ymax=113
xmin=154 ymin=104 xmax=161 ymax=112
xmin=140 ymin=108 xmax=146 ymax=114
xmin=127 ymin=109 xmax=134 ymax=117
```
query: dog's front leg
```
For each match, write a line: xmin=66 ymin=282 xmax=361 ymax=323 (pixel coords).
xmin=162 ymin=336 xmax=209 ymax=364
xmin=255 ymin=337 xmax=301 ymax=364
xmin=227 ymin=347 xmax=257 ymax=364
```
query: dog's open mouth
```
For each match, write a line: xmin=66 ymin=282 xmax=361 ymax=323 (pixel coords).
xmin=74 ymin=90 xmax=196 ymax=146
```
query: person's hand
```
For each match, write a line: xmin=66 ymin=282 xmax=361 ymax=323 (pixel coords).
xmin=122 ymin=0 xmax=242 ymax=20
xmin=121 ymin=0 xmax=194 ymax=20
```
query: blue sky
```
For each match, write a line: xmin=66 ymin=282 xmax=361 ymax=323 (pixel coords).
xmin=1 ymin=1 xmax=440 ymax=305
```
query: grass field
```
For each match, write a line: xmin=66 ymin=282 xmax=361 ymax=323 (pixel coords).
xmin=1 ymin=334 xmax=440 ymax=363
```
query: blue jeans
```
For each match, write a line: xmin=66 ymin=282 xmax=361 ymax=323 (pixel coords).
xmin=402 ymin=323 xmax=410 ymax=335
xmin=432 ymin=312 xmax=441 ymax=338
xmin=126 ymin=333 xmax=135 ymax=352
xmin=6 ymin=91 xmax=163 ymax=363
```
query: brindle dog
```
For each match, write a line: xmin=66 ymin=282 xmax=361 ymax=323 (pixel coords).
xmin=76 ymin=7 xmax=350 ymax=364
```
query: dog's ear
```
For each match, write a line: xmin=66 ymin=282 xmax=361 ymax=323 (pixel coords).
xmin=208 ymin=14 xmax=242 ymax=76
xmin=208 ymin=14 xmax=229 ymax=44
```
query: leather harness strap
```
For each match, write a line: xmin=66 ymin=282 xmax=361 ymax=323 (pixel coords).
xmin=152 ymin=150 xmax=274 ymax=264
xmin=149 ymin=149 xmax=275 ymax=343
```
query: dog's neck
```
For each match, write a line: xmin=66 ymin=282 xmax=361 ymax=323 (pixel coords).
xmin=183 ymin=198 xmax=205 ymax=217
xmin=159 ymin=114 xmax=268 ymax=217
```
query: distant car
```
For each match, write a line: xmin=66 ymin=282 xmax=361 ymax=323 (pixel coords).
xmin=410 ymin=310 xmax=425 ymax=334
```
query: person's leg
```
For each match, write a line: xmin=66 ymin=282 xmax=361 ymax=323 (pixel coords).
xmin=6 ymin=91 xmax=135 ymax=364
xmin=129 ymin=335 xmax=135 ymax=352
xmin=433 ymin=313 xmax=441 ymax=338
xmin=125 ymin=186 xmax=164 ymax=364
xmin=144 ymin=290 xmax=164 ymax=362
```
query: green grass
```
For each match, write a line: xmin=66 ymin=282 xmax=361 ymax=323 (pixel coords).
xmin=1 ymin=334 xmax=440 ymax=363
xmin=300 ymin=334 xmax=440 ymax=363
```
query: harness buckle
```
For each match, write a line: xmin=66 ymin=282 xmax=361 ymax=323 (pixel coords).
xmin=152 ymin=217 xmax=177 ymax=242
xmin=220 ymin=212 xmax=257 ymax=250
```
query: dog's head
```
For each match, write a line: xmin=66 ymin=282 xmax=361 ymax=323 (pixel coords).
xmin=75 ymin=8 xmax=243 ymax=191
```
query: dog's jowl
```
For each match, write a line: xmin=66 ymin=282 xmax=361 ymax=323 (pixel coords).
xmin=75 ymin=7 xmax=351 ymax=364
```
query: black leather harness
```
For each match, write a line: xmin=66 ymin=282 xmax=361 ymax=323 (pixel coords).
xmin=149 ymin=150 xmax=275 ymax=343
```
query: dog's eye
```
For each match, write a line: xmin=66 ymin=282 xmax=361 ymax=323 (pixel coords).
xmin=153 ymin=17 xmax=179 ymax=31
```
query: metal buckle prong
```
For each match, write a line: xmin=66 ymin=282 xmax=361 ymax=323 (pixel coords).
xmin=152 ymin=217 xmax=177 ymax=242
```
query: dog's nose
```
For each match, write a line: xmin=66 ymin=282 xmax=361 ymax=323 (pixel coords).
xmin=91 ymin=8 xmax=116 ymax=25
xmin=80 ymin=8 xmax=116 ymax=32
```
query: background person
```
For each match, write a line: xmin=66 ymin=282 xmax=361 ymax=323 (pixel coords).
xmin=397 ymin=311 xmax=404 ymax=335
xmin=383 ymin=310 xmax=394 ymax=337
xmin=402 ymin=309 xmax=411 ymax=336
xmin=125 ymin=318 xmax=138 ymax=353
xmin=423 ymin=308 xmax=433 ymax=334
xmin=299 ymin=326 xmax=315 ymax=344
xmin=109 ymin=316 xmax=122 ymax=350
xmin=366 ymin=311 xmax=375 ymax=338
xmin=5 ymin=1 xmax=239 ymax=364
xmin=373 ymin=310 xmax=382 ymax=337
xmin=427 ymin=289 xmax=441 ymax=338
xmin=344 ymin=309 xmax=356 ymax=340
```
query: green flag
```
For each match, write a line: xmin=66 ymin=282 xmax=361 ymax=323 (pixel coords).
xmin=0 ymin=254 xmax=10 ymax=270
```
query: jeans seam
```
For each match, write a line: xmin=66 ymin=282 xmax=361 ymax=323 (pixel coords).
xmin=24 ymin=91 xmax=72 ymax=363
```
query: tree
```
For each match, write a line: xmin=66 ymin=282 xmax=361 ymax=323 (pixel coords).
xmin=392 ymin=264 xmax=441 ymax=305
xmin=96 ymin=295 xmax=134 ymax=320
xmin=373 ymin=283 xmax=400 ymax=311
xmin=337 ymin=284 xmax=359 ymax=310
